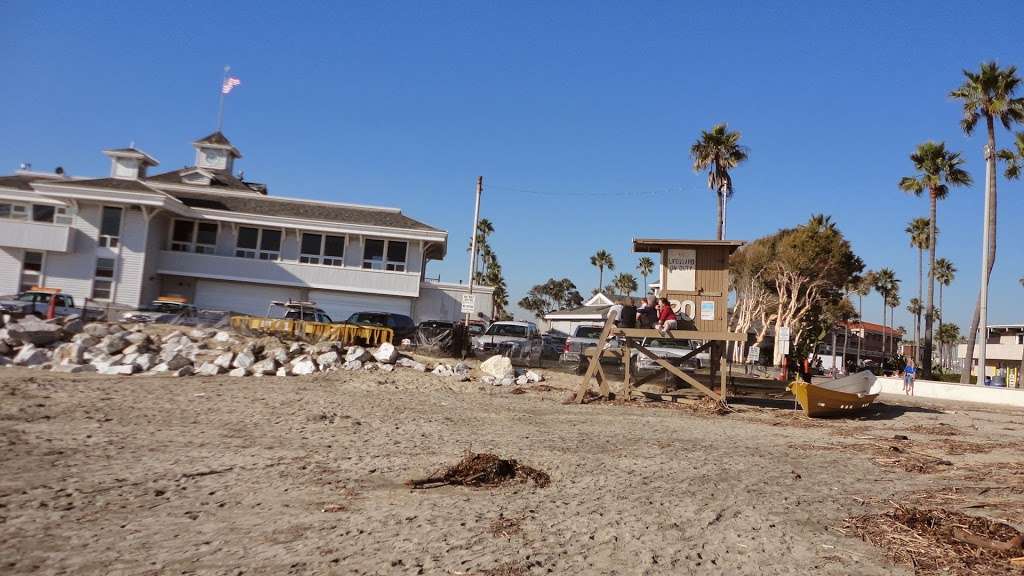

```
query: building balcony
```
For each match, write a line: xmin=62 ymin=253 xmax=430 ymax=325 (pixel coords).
xmin=0 ymin=220 xmax=73 ymax=252
xmin=156 ymin=250 xmax=421 ymax=297
xmin=958 ymin=343 xmax=1024 ymax=362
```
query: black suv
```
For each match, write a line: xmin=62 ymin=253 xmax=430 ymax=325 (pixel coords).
xmin=345 ymin=312 xmax=417 ymax=341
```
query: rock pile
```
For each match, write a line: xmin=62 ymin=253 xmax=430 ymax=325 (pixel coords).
xmin=0 ymin=316 xmax=544 ymax=384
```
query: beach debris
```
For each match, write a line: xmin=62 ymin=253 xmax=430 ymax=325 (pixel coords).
xmin=844 ymin=503 xmax=1024 ymax=575
xmin=406 ymin=452 xmax=550 ymax=489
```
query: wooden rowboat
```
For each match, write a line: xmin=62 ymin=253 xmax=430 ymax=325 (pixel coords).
xmin=790 ymin=370 xmax=879 ymax=418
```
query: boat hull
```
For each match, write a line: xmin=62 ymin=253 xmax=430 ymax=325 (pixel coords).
xmin=790 ymin=380 xmax=879 ymax=418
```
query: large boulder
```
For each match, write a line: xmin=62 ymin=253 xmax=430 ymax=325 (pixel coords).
xmin=480 ymin=355 xmax=514 ymax=380
xmin=212 ymin=351 xmax=234 ymax=369
xmin=100 ymin=334 xmax=130 ymax=354
xmin=371 ymin=343 xmax=399 ymax=364
xmin=82 ymin=323 xmax=111 ymax=338
xmin=316 ymin=351 xmax=341 ymax=369
xmin=13 ymin=344 xmax=50 ymax=366
xmin=133 ymin=353 xmax=157 ymax=372
xmin=291 ymin=356 xmax=318 ymax=375
xmin=99 ymin=364 xmax=136 ymax=375
xmin=233 ymin=349 xmax=256 ymax=370
xmin=71 ymin=333 xmax=99 ymax=347
xmin=196 ymin=362 xmax=222 ymax=376
xmin=124 ymin=331 xmax=149 ymax=346
xmin=431 ymin=363 xmax=455 ymax=377
xmin=342 ymin=360 xmax=363 ymax=371
xmin=265 ymin=348 xmax=289 ymax=364
xmin=227 ymin=367 xmax=247 ymax=377
xmin=7 ymin=318 xmax=62 ymax=346
xmin=344 ymin=346 xmax=371 ymax=363
xmin=250 ymin=358 xmax=277 ymax=376
xmin=61 ymin=316 xmax=84 ymax=335
xmin=396 ymin=357 xmax=427 ymax=372
xmin=188 ymin=328 xmax=215 ymax=341
xmin=52 ymin=342 xmax=86 ymax=365
xmin=0 ymin=340 xmax=11 ymax=356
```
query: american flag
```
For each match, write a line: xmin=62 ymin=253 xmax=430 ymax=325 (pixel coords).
xmin=222 ymin=76 xmax=241 ymax=94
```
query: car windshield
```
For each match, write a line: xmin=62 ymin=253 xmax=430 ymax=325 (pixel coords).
xmin=348 ymin=313 xmax=387 ymax=326
xmin=574 ymin=326 xmax=603 ymax=339
xmin=468 ymin=324 xmax=485 ymax=335
xmin=150 ymin=302 xmax=184 ymax=313
xmin=486 ymin=324 xmax=527 ymax=337
xmin=646 ymin=338 xmax=693 ymax=349
xmin=15 ymin=293 xmax=40 ymax=302
xmin=284 ymin=309 xmax=321 ymax=320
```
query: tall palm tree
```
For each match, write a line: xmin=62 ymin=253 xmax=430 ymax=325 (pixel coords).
xmin=997 ymin=131 xmax=1024 ymax=178
xmin=874 ymin=268 xmax=897 ymax=363
xmin=612 ymin=272 xmax=639 ymax=298
xmin=690 ymin=123 xmax=749 ymax=240
xmin=469 ymin=218 xmax=495 ymax=277
xmin=905 ymin=217 xmax=931 ymax=363
xmin=854 ymin=271 xmax=875 ymax=367
xmin=938 ymin=322 xmax=961 ymax=371
xmin=886 ymin=289 xmax=901 ymax=362
xmin=590 ymin=250 xmax=615 ymax=293
xmin=951 ymin=62 xmax=1024 ymax=383
xmin=934 ymin=257 xmax=956 ymax=322
xmin=899 ymin=141 xmax=972 ymax=378
xmin=636 ymin=256 xmax=655 ymax=295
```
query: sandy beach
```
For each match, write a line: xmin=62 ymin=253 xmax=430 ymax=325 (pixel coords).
xmin=2 ymin=363 xmax=1022 ymax=575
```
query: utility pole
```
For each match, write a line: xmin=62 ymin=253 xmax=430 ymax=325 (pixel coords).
xmin=465 ymin=176 xmax=483 ymax=327
xmin=977 ymin=144 xmax=993 ymax=384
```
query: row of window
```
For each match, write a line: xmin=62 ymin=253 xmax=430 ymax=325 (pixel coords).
xmin=168 ymin=219 xmax=410 ymax=271
xmin=1 ymin=202 xmax=74 ymax=225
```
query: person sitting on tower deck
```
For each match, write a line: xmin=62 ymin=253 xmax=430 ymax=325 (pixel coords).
xmin=654 ymin=298 xmax=678 ymax=336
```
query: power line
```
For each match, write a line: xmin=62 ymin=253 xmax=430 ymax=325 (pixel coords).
xmin=487 ymin=183 xmax=686 ymax=198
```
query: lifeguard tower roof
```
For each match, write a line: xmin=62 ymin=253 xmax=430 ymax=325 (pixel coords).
xmin=633 ymin=238 xmax=745 ymax=252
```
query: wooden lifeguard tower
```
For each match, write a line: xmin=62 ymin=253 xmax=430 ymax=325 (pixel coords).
xmin=574 ymin=238 xmax=745 ymax=403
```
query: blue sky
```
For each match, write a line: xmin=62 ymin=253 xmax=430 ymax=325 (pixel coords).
xmin=2 ymin=1 xmax=1023 ymax=331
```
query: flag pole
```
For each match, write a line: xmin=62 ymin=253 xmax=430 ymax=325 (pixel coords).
xmin=216 ymin=65 xmax=230 ymax=131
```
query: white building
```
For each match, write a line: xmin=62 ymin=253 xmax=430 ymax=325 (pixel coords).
xmin=543 ymin=293 xmax=614 ymax=335
xmin=957 ymin=324 xmax=1024 ymax=386
xmin=0 ymin=131 xmax=489 ymax=323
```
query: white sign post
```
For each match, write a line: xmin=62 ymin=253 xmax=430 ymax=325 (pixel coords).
xmin=461 ymin=294 xmax=476 ymax=315
xmin=747 ymin=345 xmax=760 ymax=363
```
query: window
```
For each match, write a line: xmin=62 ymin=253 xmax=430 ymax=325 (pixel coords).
xmin=362 ymin=239 xmax=407 ymax=272
xmin=299 ymin=232 xmax=345 ymax=266
xmin=0 ymin=203 xmax=28 ymax=220
xmin=19 ymin=251 xmax=43 ymax=293
xmin=32 ymin=204 xmax=55 ymax=223
xmin=92 ymin=258 xmax=115 ymax=300
xmin=259 ymin=229 xmax=281 ymax=260
xmin=98 ymin=206 xmax=123 ymax=248
xmin=171 ymin=220 xmax=218 ymax=253
xmin=235 ymin=227 xmax=280 ymax=260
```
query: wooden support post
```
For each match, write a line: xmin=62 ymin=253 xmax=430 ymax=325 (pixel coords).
xmin=574 ymin=316 xmax=619 ymax=403
xmin=632 ymin=343 xmax=722 ymax=402
xmin=710 ymin=341 xmax=719 ymax=390
xmin=622 ymin=338 xmax=632 ymax=398
xmin=720 ymin=349 xmax=728 ymax=401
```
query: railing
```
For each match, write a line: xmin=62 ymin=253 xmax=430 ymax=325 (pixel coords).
xmin=230 ymin=316 xmax=393 ymax=345
xmin=157 ymin=250 xmax=421 ymax=296
xmin=0 ymin=220 xmax=73 ymax=252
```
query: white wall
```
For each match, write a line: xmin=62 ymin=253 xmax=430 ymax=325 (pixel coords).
xmin=43 ymin=203 xmax=99 ymax=303
xmin=415 ymin=282 xmax=494 ymax=323
xmin=114 ymin=207 xmax=148 ymax=308
xmin=0 ymin=247 xmax=22 ymax=294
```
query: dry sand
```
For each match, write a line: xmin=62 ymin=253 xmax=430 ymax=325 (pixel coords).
xmin=1 ymin=362 xmax=1022 ymax=575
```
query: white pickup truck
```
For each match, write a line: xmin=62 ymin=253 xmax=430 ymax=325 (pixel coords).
xmin=0 ymin=290 xmax=103 ymax=320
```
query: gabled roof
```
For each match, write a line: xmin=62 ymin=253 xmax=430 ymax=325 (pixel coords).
xmin=193 ymin=131 xmax=241 ymax=157
xmin=544 ymin=304 xmax=611 ymax=320
xmin=633 ymin=238 xmax=745 ymax=252
xmin=147 ymin=167 xmax=258 ymax=193
xmin=103 ymin=147 xmax=159 ymax=166
xmin=0 ymin=174 xmax=57 ymax=191
xmin=847 ymin=321 xmax=902 ymax=336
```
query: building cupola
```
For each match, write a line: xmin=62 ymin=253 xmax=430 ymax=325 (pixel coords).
xmin=192 ymin=131 xmax=242 ymax=173
xmin=103 ymin=146 xmax=159 ymax=179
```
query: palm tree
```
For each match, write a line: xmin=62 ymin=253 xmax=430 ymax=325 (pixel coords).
xmin=905 ymin=217 xmax=931 ymax=363
xmin=690 ymin=123 xmax=749 ymax=240
xmin=612 ymin=273 xmax=639 ymax=298
xmin=636 ymin=256 xmax=655 ymax=295
xmin=951 ymin=62 xmax=1024 ymax=383
xmin=899 ymin=141 xmax=972 ymax=378
xmin=874 ymin=268 xmax=898 ymax=362
xmin=854 ymin=271 xmax=875 ymax=367
xmin=469 ymin=218 xmax=495 ymax=277
xmin=938 ymin=322 xmax=961 ymax=371
xmin=997 ymin=131 xmax=1024 ymax=178
xmin=590 ymin=250 xmax=615 ymax=293
xmin=906 ymin=298 xmax=921 ymax=360
xmin=934 ymin=257 xmax=956 ymax=322
xmin=886 ymin=289 xmax=901 ymax=362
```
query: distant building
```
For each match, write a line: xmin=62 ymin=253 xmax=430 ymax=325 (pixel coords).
xmin=957 ymin=324 xmax=1023 ymax=386
xmin=543 ymin=293 xmax=614 ymax=335
xmin=816 ymin=321 xmax=902 ymax=369
xmin=0 ymin=131 xmax=490 ymax=323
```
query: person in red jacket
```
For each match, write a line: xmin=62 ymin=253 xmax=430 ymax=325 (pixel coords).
xmin=654 ymin=298 xmax=677 ymax=336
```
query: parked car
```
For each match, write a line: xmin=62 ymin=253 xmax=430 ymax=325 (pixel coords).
xmin=541 ymin=331 xmax=569 ymax=360
xmin=283 ymin=307 xmax=333 ymax=323
xmin=0 ymin=289 xmax=102 ymax=320
xmin=472 ymin=320 xmax=544 ymax=361
xmin=562 ymin=323 xmax=621 ymax=373
xmin=417 ymin=320 xmax=454 ymax=341
xmin=632 ymin=337 xmax=708 ymax=373
xmin=345 ymin=311 xmax=417 ymax=341
xmin=121 ymin=297 xmax=199 ymax=324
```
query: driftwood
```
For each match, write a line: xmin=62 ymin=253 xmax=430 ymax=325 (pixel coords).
xmin=407 ymin=452 xmax=550 ymax=489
